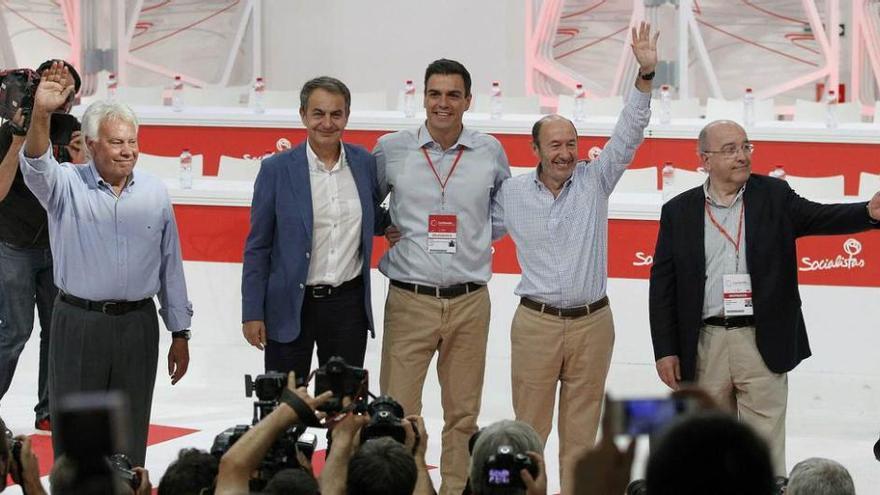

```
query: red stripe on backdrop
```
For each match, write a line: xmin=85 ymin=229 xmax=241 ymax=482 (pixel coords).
xmin=173 ymin=203 xmax=880 ymax=288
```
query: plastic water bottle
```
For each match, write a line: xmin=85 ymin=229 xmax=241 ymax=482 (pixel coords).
xmin=106 ymin=73 xmax=118 ymax=101
xmin=659 ymin=85 xmax=672 ymax=124
xmin=252 ymin=76 xmax=265 ymax=114
xmin=769 ymin=165 xmax=787 ymax=180
xmin=403 ymin=79 xmax=416 ymax=118
xmin=179 ymin=148 xmax=193 ymax=189
xmin=742 ymin=88 xmax=755 ymax=127
xmin=661 ymin=161 xmax=675 ymax=202
xmin=573 ymin=83 xmax=586 ymax=122
xmin=490 ymin=81 xmax=503 ymax=120
xmin=824 ymin=90 xmax=838 ymax=129
xmin=172 ymin=75 xmax=184 ymax=112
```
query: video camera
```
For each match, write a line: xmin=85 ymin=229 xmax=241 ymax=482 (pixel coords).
xmin=210 ymin=371 xmax=318 ymax=491
xmin=1 ymin=64 xmax=80 ymax=144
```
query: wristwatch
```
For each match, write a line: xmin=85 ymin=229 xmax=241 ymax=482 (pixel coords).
xmin=640 ymin=71 xmax=656 ymax=81
xmin=171 ymin=329 xmax=191 ymax=340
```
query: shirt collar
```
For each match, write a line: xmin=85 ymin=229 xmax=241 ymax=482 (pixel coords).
xmin=305 ymin=140 xmax=346 ymax=173
xmin=533 ymin=162 xmax=575 ymax=191
xmin=703 ymin=178 xmax=746 ymax=207
xmin=417 ymin=122 xmax=474 ymax=150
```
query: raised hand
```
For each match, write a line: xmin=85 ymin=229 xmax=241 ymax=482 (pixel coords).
xmin=630 ymin=21 xmax=659 ymax=72
xmin=33 ymin=61 xmax=75 ymax=115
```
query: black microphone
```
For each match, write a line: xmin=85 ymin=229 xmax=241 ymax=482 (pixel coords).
xmin=874 ymin=433 xmax=880 ymax=461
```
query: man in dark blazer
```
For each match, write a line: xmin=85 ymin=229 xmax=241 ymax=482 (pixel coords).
xmin=649 ymin=120 xmax=880 ymax=475
xmin=242 ymin=76 xmax=383 ymax=379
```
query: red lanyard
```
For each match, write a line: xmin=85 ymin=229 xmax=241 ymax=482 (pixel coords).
xmin=422 ymin=146 xmax=464 ymax=201
xmin=705 ymin=199 xmax=745 ymax=254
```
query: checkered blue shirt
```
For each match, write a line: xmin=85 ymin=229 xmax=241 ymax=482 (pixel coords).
xmin=492 ymin=89 xmax=651 ymax=307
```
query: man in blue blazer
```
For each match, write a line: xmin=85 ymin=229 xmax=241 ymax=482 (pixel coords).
xmin=242 ymin=76 xmax=383 ymax=379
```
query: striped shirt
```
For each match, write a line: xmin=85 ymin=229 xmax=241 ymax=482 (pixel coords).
xmin=492 ymin=89 xmax=651 ymax=307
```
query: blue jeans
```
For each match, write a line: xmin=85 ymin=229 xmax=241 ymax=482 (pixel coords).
xmin=0 ymin=241 xmax=57 ymax=420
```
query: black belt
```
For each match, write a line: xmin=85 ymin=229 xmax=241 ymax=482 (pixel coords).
xmin=703 ymin=315 xmax=755 ymax=328
xmin=306 ymin=275 xmax=363 ymax=299
xmin=390 ymin=280 xmax=485 ymax=299
xmin=60 ymin=292 xmax=151 ymax=316
xmin=520 ymin=295 xmax=609 ymax=318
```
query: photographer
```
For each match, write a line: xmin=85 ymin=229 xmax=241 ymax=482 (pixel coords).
xmin=320 ymin=409 xmax=435 ymax=495
xmin=468 ymin=420 xmax=546 ymax=495
xmin=2 ymin=416 xmax=46 ymax=495
xmin=0 ymin=59 xmax=83 ymax=432
xmin=49 ymin=454 xmax=152 ymax=495
xmin=157 ymin=448 xmax=219 ymax=495
xmin=214 ymin=372 xmax=330 ymax=494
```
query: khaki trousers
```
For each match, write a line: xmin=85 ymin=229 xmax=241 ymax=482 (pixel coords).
xmin=510 ymin=303 xmax=615 ymax=495
xmin=696 ymin=324 xmax=788 ymax=475
xmin=380 ymin=284 xmax=491 ymax=495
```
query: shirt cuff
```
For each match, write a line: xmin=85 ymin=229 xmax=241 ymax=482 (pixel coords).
xmin=19 ymin=145 xmax=54 ymax=172
xmin=160 ymin=302 xmax=194 ymax=332
xmin=628 ymin=87 xmax=652 ymax=107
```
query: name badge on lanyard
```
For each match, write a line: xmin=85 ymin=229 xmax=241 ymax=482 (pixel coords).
xmin=422 ymin=144 xmax=464 ymax=255
xmin=428 ymin=213 xmax=457 ymax=254
xmin=705 ymin=199 xmax=751 ymax=317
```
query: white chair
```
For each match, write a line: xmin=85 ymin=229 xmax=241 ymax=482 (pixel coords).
xmin=858 ymin=171 xmax=880 ymax=197
xmin=874 ymin=101 xmax=880 ymax=124
xmin=705 ymin=97 xmax=775 ymax=123
xmin=137 ymin=152 xmax=204 ymax=180
xmin=614 ymin=166 xmax=658 ymax=193
xmin=116 ymin=86 xmax=166 ymax=106
xmin=350 ymin=91 xmax=389 ymax=111
xmin=217 ymin=155 xmax=261 ymax=182
xmin=666 ymin=168 xmax=707 ymax=196
xmin=558 ymin=95 xmax=625 ymax=118
xmin=793 ymin=99 xmax=863 ymax=124
xmin=472 ymin=94 xmax=541 ymax=115
xmin=784 ymin=174 xmax=845 ymax=200
xmin=184 ymin=86 xmax=248 ymax=107
xmin=510 ymin=165 xmax=533 ymax=177
xmin=261 ymin=90 xmax=300 ymax=110
xmin=650 ymin=97 xmax=703 ymax=121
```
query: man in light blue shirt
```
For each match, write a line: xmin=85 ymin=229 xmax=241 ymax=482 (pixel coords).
xmin=491 ymin=23 xmax=657 ymax=491
xmin=19 ymin=62 xmax=192 ymax=466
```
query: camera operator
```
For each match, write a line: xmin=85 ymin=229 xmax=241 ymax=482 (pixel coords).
xmin=0 ymin=59 xmax=83 ymax=433
xmin=2 ymin=416 xmax=46 ymax=495
xmin=467 ymin=420 xmax=546 ymax=495
xmin=214 ymin=372 xmax=331 ymax=494
xmin=157 ymin=448 xmax=219 ymax=495
xmin=49 ymin=454 xmax=152 ymax=495
xmin=320 ymin=409 xmax=434 ymax=495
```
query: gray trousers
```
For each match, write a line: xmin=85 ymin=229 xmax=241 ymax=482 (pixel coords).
xmin=48 ymin=295 xmax=159 ymax=467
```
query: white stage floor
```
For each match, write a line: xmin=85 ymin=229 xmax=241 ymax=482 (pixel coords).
xmin=2 ymin=262 xmax=878 ymax=493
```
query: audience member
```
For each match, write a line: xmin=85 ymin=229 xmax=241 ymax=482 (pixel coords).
xmin=158 ymin=448 xmax=219 ymax=495
xmin=263 ymin=467 xmax=320 ymax=495
xmin=786 ymin=457 xmax=855 ymax=495
xmin=468 ymin=419 xmax=546 ymax=495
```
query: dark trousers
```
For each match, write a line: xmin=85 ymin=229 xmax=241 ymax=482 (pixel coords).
xmin=265 ymin=280 xmax=369 ymax=383
xmin=48 ymin=295 xmax=159 ymax=466
xmin=0 ymin=242 xmax=56 ymax=420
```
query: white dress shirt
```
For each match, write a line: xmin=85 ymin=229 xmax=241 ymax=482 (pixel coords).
xmin=305 ymin=140 xmax=363 ymax=286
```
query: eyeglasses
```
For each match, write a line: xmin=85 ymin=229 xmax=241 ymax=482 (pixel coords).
xmin=702 ymin=143 xmax=755 ymax=157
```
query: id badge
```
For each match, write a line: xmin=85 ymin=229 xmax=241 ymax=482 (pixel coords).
xmin=427 ymin=213 xmax=457 ymax=254
xmin=722 ymin=273 xmax=754 ymax=316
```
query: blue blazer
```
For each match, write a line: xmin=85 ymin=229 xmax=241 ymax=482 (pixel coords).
xmin=241 ymin=142 xmax=382 ymax=343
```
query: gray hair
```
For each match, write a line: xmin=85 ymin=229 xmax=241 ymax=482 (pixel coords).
xmin=787 ymin=457 xmax=855 ymax=495
xmin=299 ymin=76 xmax=351 ymax=115
xmin=81 ymin=100 xmax=139 ymax=141
xmin=469 ymin=420 xmax=543 ymax=495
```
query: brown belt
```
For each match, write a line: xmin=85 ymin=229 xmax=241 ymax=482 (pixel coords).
xmin=520 ymin=295 xmax=609 ymax=318
xmin=390 ymin=280 xmax=485 ymax=299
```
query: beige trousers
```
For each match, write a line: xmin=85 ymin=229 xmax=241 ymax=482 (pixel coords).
xmin=510 ymin=303 xmax=615 ymax=495
xmin=379 ymin=284 xmax=491 ymax=495
xmin=696 ymin=324 xmax=788 ymax=475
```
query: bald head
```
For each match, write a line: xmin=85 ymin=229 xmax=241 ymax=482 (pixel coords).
xmin=532 ymin=114 xmax=577 ymax=150
xmin=698 ymin=120 xmax=745 ymax=153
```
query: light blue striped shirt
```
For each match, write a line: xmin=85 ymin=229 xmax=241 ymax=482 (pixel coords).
xmin=19 ymin=146 xmax=193 ymax=331
xmin=492 ymin=89 xmax=651 ymax=307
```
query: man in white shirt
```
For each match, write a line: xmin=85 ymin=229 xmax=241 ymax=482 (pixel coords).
xmin=242 ymin=76 xmax=384 ymax=378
